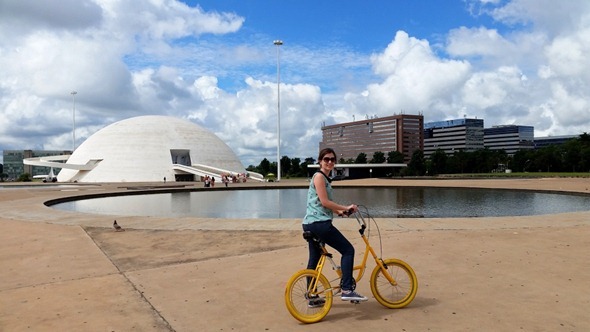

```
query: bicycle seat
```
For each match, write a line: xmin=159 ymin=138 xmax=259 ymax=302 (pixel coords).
xmin=302 ymin=231 xmax=319 ymax=241
xmin=303 ymin=231 xmax=326 ymax=245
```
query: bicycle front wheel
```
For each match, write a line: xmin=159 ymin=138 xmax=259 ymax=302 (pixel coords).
xmin=285 ymin=269 xmax=333 ymax=324
xmin=370 ymin=258 xmax=418 ymax=308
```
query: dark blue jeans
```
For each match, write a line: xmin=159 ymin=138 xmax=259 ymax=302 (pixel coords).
xmin=303 ymin=220 xmax=356 ymax=291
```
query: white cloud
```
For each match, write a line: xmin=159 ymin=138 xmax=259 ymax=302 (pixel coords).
xmin=544 ymin=27 xmax=590 ymax=78
xmin=447 ymin=27 xmax=513 ymax=57
xmin=344 ymin=31 xmax=471 ymax=121
xmin=183 ymin=76 xmax=326 ymax=166
xmin=95 ymin=0 xmax=244 ymax=40
xmin=489 ymin=0 xmax=590 ymax=36
xmin=0 ymin=0 xmax=103 ymax=39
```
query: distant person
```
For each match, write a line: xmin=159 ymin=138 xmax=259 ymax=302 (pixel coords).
xmin=211 ymin=176 xmax=215 ymax=187
xmin=163 ymin=176 xmax=166 ymax=183
xmin=204 ymin=176 xmax=210 ymax=187
xmin=302 ymin=147 xmax=367 ymax=306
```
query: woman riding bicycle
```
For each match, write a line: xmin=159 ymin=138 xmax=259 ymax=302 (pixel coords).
xmin=302 ymin=147 xmax=368 ymax=306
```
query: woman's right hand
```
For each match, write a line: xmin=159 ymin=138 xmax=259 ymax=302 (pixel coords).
xmin=339 ymin=204 xmax=357 ymax=216
xmin=347 ymin=204 xmax=358 ymax=214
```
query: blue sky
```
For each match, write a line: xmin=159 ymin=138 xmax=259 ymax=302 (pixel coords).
xmin=1 ymin=0 xmax=589 ymax=166
xmin=168 ymin=0 xmax=506 ymax=93
xmin=192 ymin=1 xmax=500 ymax=50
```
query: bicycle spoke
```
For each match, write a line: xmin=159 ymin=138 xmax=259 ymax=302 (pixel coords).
xmin=285 ymin=270 xmax=333 ymax=323
xmin=370 ymin=259 xmax=418 ymax=308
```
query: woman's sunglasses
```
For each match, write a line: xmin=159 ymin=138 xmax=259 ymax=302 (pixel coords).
xmin=322 ymin=157 xmax=336 ymax=163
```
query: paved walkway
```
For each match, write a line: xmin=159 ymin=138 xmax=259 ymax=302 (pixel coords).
xmin=1 ymin=178 xmax=589 ymax=331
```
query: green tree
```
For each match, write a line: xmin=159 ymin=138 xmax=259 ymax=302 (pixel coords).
xmin=289 ymin=157 xmax=302 ymax=177
xmin=562 ymin=139 xmax=581 ymax=171
xmin=270 ymin=161 xmax=278 ymax=175
xmin=561 ymin=134 xmax=590 ymax=172
xmin=280 ymin=155 xmax=291 ymax=177
xmin=580 ymin=145 xmax=590 ymax=172
xmin=387 ymin=150 xmax=404 ymax=163
xmin=258 ymin=158 xmax=271 ymax=176
xmin=511 ymin=149 xmax=535 ymax=172
xmin=536 ymin=145 xmax=563 ymax=172
xmin=429 ymin=149 xmax=448 ymax=175
xmin=407 ymin=150 xmax=426 ymax=176
xmin=466 ymin=148 xmax=504 ymax=173
xmin=301 ymin=157 xmax=315 ymax=177
xmin=370 ymin=151 xmax=386 ymax=163
xmin=447 ymin=150 xmax=469 ymax=173
xmin=354 ymin=152 xmax=367 ymax=164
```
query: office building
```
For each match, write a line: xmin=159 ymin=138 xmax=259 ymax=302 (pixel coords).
xmin=484 ymin=125 xmax=534 ymax=155
xmin=2 ymin=149 xmax=71 ymax=180
xmin=423 ymin=118 xmax=484 ymax=158
xmin=320 ymin=114 xmax=423 ymax=162
xmin=534 ymin=135 xmax=577 ymax=149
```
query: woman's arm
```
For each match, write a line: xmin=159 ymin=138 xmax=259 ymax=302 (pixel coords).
xmin=314 ymin=173 xmax=357 ymax=214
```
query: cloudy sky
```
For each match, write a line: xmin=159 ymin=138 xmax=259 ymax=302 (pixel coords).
xmin=1 ymin=0 xmax=589 ymax=166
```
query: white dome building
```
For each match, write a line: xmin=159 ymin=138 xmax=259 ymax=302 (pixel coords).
xmin=53 ymin=115 xmax=260 ymax=183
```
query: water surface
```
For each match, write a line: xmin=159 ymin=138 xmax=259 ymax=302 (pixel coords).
xmin=50 ymin=187 xmax=590 ymax=219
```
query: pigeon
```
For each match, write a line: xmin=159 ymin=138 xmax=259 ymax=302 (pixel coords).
xmin=113 ymin=220 xmax=124 ymax=232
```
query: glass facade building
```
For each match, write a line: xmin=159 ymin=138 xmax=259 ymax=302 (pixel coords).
xmin=533 ymin=135 xmax=577 ymax=149
xmin=2 ymin=150 xmax=70 ymax=180
xmin=423 ymin=118 xmax=484 ymax=158
xmin=484 ymin=125 xmax=534 ymax=155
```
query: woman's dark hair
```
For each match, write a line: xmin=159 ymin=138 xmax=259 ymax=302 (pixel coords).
xmin=318 ymin=148 xmax=336 ymax=162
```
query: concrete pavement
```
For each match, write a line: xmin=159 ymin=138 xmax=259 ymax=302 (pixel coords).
xmin=1 ymin=178 xmax=589 ymax=331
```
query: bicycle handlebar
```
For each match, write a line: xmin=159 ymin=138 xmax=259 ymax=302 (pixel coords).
xmin=339 ymin=206 xmax=370 ymax=231
xmin=341 ymin=208 xmax=354 ymax=217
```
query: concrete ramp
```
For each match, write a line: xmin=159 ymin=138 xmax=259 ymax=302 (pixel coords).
xmin=24 ymin=155 xmax=102 ymax=171
xmin=172 ymin=164 xmax=264 ymax=182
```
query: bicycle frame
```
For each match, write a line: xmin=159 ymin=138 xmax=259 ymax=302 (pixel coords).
xmin=307 ymin=211 xmax=397 ymax=296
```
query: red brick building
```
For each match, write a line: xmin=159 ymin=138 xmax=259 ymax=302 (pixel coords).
xmin=320 ymin=114 xmax=424 ymax=163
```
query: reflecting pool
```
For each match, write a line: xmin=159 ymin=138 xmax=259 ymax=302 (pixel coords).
xmin=50 ymin=187 xmax=590 ymax=219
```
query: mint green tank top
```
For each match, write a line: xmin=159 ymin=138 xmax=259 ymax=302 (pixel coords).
xmin=303 ymin=172 xmax=333 ymax=224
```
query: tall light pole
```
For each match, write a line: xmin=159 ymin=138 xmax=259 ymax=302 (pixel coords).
xmin=273 ymin=40 xmax=283 ymax=182
xmin=71 ymin=91 xmax=77 ymax=152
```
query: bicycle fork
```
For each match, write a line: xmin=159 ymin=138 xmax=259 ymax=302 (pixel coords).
xmin=360 ymin=235 xmax=398 ymax=286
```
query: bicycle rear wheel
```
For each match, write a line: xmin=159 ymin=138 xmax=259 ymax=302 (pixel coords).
xmin=370 ymin=258 xmax=418 ymax=308
xmin=285 ymin=269 xmax=333 ymax=323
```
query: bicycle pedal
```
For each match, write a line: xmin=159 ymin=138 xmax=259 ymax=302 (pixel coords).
xmin=350 ymin=300 xmax=360 ymax=304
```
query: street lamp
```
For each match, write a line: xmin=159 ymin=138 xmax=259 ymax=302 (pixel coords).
xmin=71 ymin=91 xmax=77 ymax=152
xmin=273 ymin=39 xmax=283 ymax=182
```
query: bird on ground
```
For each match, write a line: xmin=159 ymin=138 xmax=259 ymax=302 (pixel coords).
xmin=113 ymin=220 xmax=124 ymax=232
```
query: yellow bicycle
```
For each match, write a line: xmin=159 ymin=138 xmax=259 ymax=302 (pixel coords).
xmin=285 ymin=206 xmax=418 ymax=323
